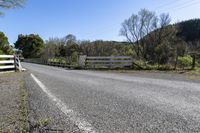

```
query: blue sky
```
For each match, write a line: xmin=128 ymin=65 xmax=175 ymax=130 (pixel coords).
xmin=0 ymin=0 xmax=200 ymax=44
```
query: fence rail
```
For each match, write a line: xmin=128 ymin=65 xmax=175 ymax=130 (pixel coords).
xmin=83 ymin=56 xmax=133 ymax=69
xmin=86 ymin=56 xmax=132 ymax=59
xmin=0 ymin=55 xmax=22 ymax=72
xmin=24 ymin=58 xmax=76 ymax=69
xmin=24 ymin=56 xmax=134 ymax=69
xmin=0 ymin=55 xmax=14 ymax=58
xmin=0 ymin=60 xmax=15 ymax=64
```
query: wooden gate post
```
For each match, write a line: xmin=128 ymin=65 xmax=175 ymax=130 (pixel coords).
xmin=14 ymin=55 xmax=17 ymax=72
xmin=192 ymin=55 xmax=196 ymax=70
xmin=79 ymin=55 xmax=87 ymax=69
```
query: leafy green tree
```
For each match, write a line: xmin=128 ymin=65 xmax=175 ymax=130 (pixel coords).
xmin=0 ymin=32 xmax=13 ymax=54
xmin=155 ymin=42 xmax=171 ymax=65
xmin=66 ymin=43 xmax=81 ymax=56
xmin=14 ymin=34 xmax=45 ymax=58
xmin=79 ymin=40 xmax=132 ymax=56
xmin=43 ymin=39 xmax=60 ymax=58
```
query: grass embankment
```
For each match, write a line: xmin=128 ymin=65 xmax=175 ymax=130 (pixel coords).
xmin=187 ymin=67 xmax=200 ymax=75
xmin=0 ymin=72 xmax=29 ymax=133
xmin=18 ymin=80 xmax=29 ymax=132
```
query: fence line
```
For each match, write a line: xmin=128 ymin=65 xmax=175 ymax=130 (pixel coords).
xmin=24 ymin=58 xmax=75 ymax=69
xmin=83 ymin=56 xmax=133 ymax=69
xmin=24 ymin=56 xmax=134 ymax=69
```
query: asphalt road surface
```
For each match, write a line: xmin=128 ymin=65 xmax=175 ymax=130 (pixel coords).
xmin=22 ymin=62 xmax=200 ymax=133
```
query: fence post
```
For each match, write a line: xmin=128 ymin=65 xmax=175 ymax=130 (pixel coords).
xmin=79 ymin=55 xmax=87 ymax=69
xmin=109 ymin=56 xmax=113 ymax=69
xmin=14 ymin=55 xmax=17 ymax=72
xmin=192 ymin=55 xmax=196 ymax=70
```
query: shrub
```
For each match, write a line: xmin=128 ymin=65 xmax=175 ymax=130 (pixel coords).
xmin=71 ymin=52 xmax=79 ymax=63
xmin=178 ymin=55 xmax=193 ymax=69
xmin=48 ymin=57 xmax=67 ymax=64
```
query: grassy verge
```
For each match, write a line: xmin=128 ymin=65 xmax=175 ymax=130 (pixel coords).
xmin=187 ymin=67 xmax=200 ymax=75
xmin=97 ymin=67 xmax=200 ymax=81
xmin=0 ymin=72 xmax=29 ymax=132
xmin=18 ymin=80 xmax=29 ymax=132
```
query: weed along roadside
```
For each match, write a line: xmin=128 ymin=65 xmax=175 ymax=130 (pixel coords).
xmin=0 ymin=72 xmax=63 ymax=132
xmin=18 ymin=80 xmax=29 ymax=132
xmin=0 ymin=71 xmax=81 ymax=132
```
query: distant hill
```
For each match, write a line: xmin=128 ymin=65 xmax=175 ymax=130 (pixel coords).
xmin=177 ymin=19 xmax=200 ymax=42
xmin=100 ymin=19 xmax=200 ymax=45
xmin=81 ymin=19 xmax=200 ymax=57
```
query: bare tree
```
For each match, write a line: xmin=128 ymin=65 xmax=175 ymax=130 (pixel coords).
xmin=120 ymin=9 xmax=171 ymax=60
xmin=63 ymin=34 xmax=76 ymax=45
xmin=0 ymin=0 xmax=25 ymax=14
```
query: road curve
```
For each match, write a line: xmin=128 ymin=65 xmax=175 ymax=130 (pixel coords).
xmin=22 ymin=62 xmax=200 ymax=133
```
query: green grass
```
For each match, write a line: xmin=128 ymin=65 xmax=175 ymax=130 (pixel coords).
xmin=48 ymin=57 xmax=67 ymax=64
xmin=0 ymin=73 xmax=29 ymax=132
xmin=188 ymin=67 xmax=200 ymax=75
xmin=18 ymin=81 xmax=29 ymax=133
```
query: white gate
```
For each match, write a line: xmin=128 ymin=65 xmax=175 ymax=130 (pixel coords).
xmin=80 ymin=56 xmax=133 ymax=69
xmin=0 ymin=55 xmax=23 ymax=72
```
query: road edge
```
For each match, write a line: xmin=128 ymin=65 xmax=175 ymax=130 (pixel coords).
xmin=30 ymin=73 xmax=96 ymax=133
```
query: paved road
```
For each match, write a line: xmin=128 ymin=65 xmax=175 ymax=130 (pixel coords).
xmin=22 ymin=62 xmax=200 ymax=133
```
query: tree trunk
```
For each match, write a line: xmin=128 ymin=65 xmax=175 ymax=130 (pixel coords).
xmin=192 ymin=55 xmax=196 ymax=69
xmin=174 ymin=55 xmax=178 ymax=70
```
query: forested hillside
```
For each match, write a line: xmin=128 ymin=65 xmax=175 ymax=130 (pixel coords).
xmin=177 ymin=19 xmax=200 ymax=42
xmin=177 ymin=19 xmax=200 ymax=51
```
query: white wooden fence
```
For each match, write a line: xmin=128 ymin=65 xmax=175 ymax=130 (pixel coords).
xmin=79 ymin=56 xmax=133 ymax=69
xmin=0 ymin=55 xmax=22 ymax=72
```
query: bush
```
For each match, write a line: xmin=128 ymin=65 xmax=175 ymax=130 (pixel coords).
xmin=178 ymin=55 xmax=193 ymax=69
xmin=48 ymin=57 xmax=67 ymax=64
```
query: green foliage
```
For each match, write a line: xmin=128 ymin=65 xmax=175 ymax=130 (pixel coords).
xmin=178 ymin=55 xmax=193 ymax=69
xmin=120 ymin=9 xmax=172 ymax=59
xmin=19 ymin=81 xmax=28 ymax=132
xmin=80 ymin=40 xmax=133 ymax=56
xmin=0 ymin=32 xmax=14 ymax=54
xmin=124 ymin=47 xmax=135 ymax=56
xmin=48 ymin=58 xmax=67 ymax=64
xmin=177 ymin=19 xmax=200 ymax=42
xmin=43 ymin=38 xmax=61 ymax=58
xmin=33 ymin=119 xmax=50 ymax=129
xmin=43 ymin=34 xmax=80 ymax=59
xmin=155 ymin=43 xmax=171 ymax=64
xmin=71 ymin=51 xmax=79 ymax=63
xmin=120 ymin=10 xmax=200 ymax=69
xmin=66 ymin=43 xmax=81 ymax=56
xmin=14 ymin=34 xmax=45 ymax=58
xmin=177 ymin=19 xmax=200 ymax=52
xmin=0 ymin=49 xmax=3 ymax=54
xmin=22 ymin=17 xmax=200 ymax=70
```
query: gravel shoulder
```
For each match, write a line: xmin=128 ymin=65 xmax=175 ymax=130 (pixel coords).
xmin=100 ymin=70 xmax=200 ymax=83
xmin=0 ymin=71 xmax=81 ymax=133
xmin=24 ymin=72 xmax=81 ymax=133
xmin=0 ymin=72 xmax=27 ymax=132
